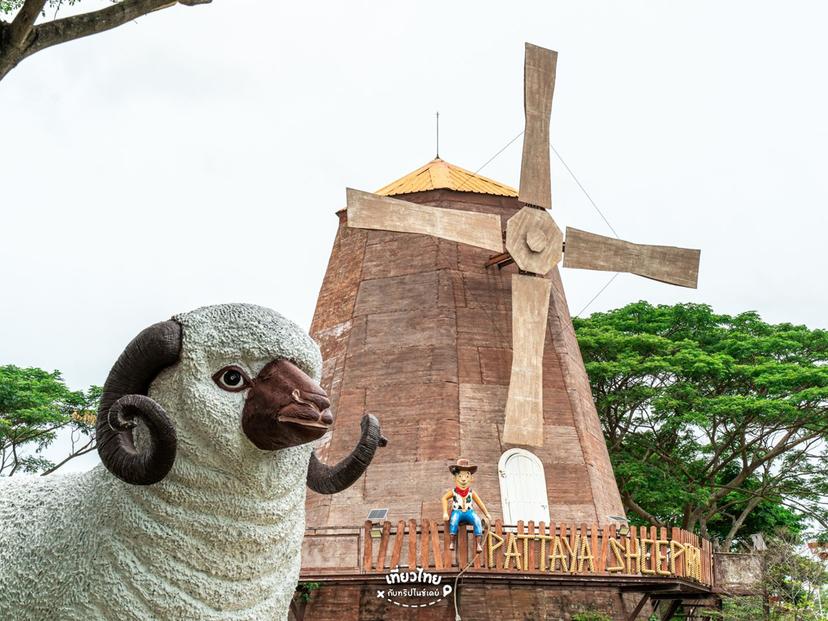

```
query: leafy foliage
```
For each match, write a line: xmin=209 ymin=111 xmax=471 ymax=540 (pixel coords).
xmin=0 ymin=0 xmax=80 ymax=14
xmin=295 ymin=582 xmax=320 ymax=604
xmin=0 ymin=365 xmax=99 ymax=476
xmin=710 ymin=531 xmax=828 ymax=620
xmin=574 ymin=302 xmax=828 ymax=549
xmin=764 ymin=531 xmax=828 ymax=619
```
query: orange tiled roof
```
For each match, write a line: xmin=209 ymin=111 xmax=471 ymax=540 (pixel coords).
xmin=375 ymin=158 xmax=517 ymax=198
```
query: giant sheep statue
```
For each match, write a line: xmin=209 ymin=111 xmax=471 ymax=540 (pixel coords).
xmin=0 ymin=303 xmax=385 ymax=620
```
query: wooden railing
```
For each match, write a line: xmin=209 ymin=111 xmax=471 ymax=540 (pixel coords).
xmin=357 ymin=519 xmax=714 ymax=587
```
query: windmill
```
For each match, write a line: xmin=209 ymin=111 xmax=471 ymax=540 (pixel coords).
xmin=344 ymin=43 xmax=700 ymax=448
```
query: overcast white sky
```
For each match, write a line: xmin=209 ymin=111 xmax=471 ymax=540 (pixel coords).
xmin=1 ymin=1 xmax=826 ymax=471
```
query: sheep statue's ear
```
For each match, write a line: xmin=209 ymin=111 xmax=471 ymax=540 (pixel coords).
xmin=306 ymin=414 xmax=387 ymax=494
xmin=96 ymin=321 xmax=182 ymax=485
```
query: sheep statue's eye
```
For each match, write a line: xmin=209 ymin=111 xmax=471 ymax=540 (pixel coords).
xmin=212 ymin=365 xmax=251 ymax=392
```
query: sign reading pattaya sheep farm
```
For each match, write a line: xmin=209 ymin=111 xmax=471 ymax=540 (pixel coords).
xmin=357 ymin=520 xmax=714 ymax=587
xmin=485 ymin=528 xmax=703 ymax=581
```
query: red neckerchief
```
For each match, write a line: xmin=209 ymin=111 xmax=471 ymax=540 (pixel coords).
xmin=454 ymin=486 xmax=470 ymax=497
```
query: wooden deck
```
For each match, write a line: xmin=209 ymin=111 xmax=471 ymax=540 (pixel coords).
xmin=301 ymin=519 xmax=714 ymax=589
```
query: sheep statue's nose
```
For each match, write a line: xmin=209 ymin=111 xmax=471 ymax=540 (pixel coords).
xmin=285 ymin=389 xmax=333 ymax=427
xmin=241 ymin=359 xmax=335 ymax=451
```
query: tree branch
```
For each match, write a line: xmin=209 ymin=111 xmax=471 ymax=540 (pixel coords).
xmin=721 ymin=495 xmax=762 ymax=551
xmin=22 ymin=0 xmax=210 ymax=61
xmin=7 ymin=0 xmax=46 ymax=49
xmin=39 ymin=437 xmax=96 ymax=476
xmin=622 ymin=492 xmax=663 ymax=527
xmin=8 ymin=442 xmax=20 ymax=476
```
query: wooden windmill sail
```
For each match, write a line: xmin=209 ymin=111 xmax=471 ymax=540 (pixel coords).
xmin=345 ymin=43 xmax=700 ymax=449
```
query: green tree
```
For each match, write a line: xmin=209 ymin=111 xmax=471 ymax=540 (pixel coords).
xmin=573 ymin=302 xmax=828 ymax=550
xmin=763 ymin=531 xmax=828 ymax=620
xmin=711 ymin=531 xmax=828 ymax=621
xmin=0 ymin=365 xmax=99 ymax=476
xmin=0 ymin=0 xmax=211 ymax=81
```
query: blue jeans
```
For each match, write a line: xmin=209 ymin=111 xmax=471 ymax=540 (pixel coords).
xmin=449 ymin=509 xmax=483 ymax=536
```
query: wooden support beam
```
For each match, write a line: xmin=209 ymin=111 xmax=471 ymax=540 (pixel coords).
xmin=660 ymin=600 xmax=681 ymax=621
xmin=485 ymin=251 xmax=515 ymax=269
xmin=651 ymin=592 xmax=717 ymax=600
xmin=626 ymin=593 xmax=650 ymax=621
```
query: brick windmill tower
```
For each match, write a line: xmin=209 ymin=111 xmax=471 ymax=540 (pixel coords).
xmin=299 ymin=44 xmax=709 ymax=621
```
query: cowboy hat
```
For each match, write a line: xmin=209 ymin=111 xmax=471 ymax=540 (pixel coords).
xmin=449 ymin=458 xmax=478 ymax=475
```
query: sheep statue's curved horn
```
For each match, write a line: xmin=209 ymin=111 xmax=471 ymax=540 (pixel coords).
xmin=96 ymin=321 xmax=182 ymax=485
xmin=306 ymin=414 xmax=387 ymax=494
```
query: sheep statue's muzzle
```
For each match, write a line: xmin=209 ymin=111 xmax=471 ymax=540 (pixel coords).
xmin=242 ymin=359 xmax=333 ymax=451
xmin=241 ymin=358 xmax=387 ymax=494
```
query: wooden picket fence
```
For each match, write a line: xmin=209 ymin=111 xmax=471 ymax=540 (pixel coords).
xmin=360 ymin=518 xmax=713 ymax=587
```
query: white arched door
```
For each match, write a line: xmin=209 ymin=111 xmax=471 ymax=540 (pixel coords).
xmin=498 ymin=449 xmax=550 ymax=525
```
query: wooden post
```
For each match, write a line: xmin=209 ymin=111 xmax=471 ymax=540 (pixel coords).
xmin=658 ymin=526 xmax=668 ymax=575
xmin=569 ymin=524 xmax=581 ymax=574
xmin=559 ymin=522 xmax=568 ymax=571
xmin=458 ymin=523 xmax=468 ymax=568
xmin=443 ymin=520 xmax=452 ymax=568
xmin=420 ymin=519 xmax=430 ymax=569
xmin=527 ymin=521 xmax=536 ymax=572
xmin=363 ymin=520 xmax=373 ymax=573
xmin=516 ymin=521 xmax=525 ymax=571
xmin=671 ymin=527 xmax=683 ymax=577
xmin=603 ymin=524 xmax=616 ymax=574
xmin=408 ymin=518 xmax=417 ymax=569
xmin=472 ymin=520 xmax=482 ymax=569
xmin=495 ymin=519 xmax=505 ymax=569
xmin=591 ymin=523 xmax=601 ymax=572
xmin=559 ymin=523 xmax=573 ymax=573
xmin=627 ymin=526 xmax=639 ymax=574
xmin=693 ymin=533 xmax=701 ymax=581
xmin=577 ymin=524 xmax=588 ymax=573
xmin=538 ymin=521 xmax=547 ymax=572
xmin=430 ymin=520 xmax=443 ymax=569
xmin=375 ymin=521 xmax=391 ymax=571
xmin=700 ymin=535 xmax=707 ymax=584
xmin=389 ymin=520 xmax=405 ymax=568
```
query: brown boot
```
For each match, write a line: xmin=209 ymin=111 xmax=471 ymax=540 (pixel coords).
xmin=475 ymin=536 xmax=483 ymax=553
xmin=449 ymin=534 xmax=456 ymax=550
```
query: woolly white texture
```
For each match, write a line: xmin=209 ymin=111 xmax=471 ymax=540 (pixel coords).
xmin=0 ymin=303 xmax=323 ymax=620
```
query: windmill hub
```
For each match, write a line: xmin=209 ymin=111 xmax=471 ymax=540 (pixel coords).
xmin=505 ymin=206 xmax=563 ymax=276
xmin=526 ymin=228 xmax=548 ymax=253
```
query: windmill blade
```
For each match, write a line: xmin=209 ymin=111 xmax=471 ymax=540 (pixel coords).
xmin=518 ymin=43 xmax=558 ymax=210
xmin=346 ymin=188 xmax=503 ymax=252
xmin=502 ymin=274 xmax=552 ymax=448
xmin=563 ymin=227 xmax=701 ymax=288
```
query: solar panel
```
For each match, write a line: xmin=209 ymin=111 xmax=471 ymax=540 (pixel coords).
xmin=367 ymin=508 xmax=388 ymax=521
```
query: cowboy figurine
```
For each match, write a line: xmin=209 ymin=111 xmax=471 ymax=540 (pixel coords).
xmin=441 ymin=458 xmax=491 ymax=553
